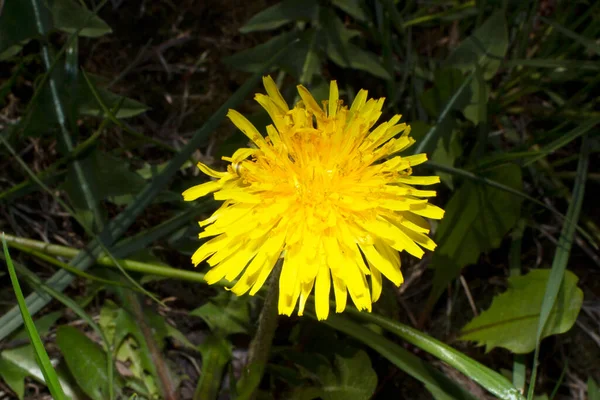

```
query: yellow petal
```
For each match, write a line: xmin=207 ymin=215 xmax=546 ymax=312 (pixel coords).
xmin=315 ymin=262 xmax=331 ymax=320
xmin=331 ymin=270 xmax=347 ymax=313
xmin=409 ymin=203 xmax=445 ymax=219
xmin=197 ymin=162 xmax=227 ymax=178
xmin=328 ymin=80 xmax=339 ymax=117
xmin=297 ymin=85 xmax=324 ymax=117
xmin=297 ymin=278 xmax=315 ymax=316
xmin=263 ymin=75 xmax=289 ymax=112
xmin=359 ymin=244 xmax=403 ymax=286
xmin=227 ymin=109 xmax=269 ymax=149
xmin=350 ymin=89 xmax=368 ymax=113
xmin=369 ymin=263 xmax=382 ymax=302
xmin=191 ymin=234 xmax=231 ymax=266
xmin=182 ymin=181 xmax=221 ymax=201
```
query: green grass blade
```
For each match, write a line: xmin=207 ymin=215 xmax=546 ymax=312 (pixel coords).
xmin=347 ymin=310 xmax=525 ymax=400
xmin=527 ymin=135 xmax=591 ymax=399
xmin=413 ymin=71 xmax=474 ymax=155
xmin=524 ymin=118 xmax=600 ymax=166
xmin=2 ymin=234 xmax=67 ymax=400
xmin=9 ymin=259 xmax=116 ymax=400
xmin=540 ymin=16 xmax=600 ymax=56
xmin=320 ymin=313 xmax=478 ymax=400
xmin=0 ymin=40 xmax=297 ymax=341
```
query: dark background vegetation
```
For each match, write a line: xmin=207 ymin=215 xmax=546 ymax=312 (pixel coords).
xmin=0 ymin=0 xmax=599 ymax=399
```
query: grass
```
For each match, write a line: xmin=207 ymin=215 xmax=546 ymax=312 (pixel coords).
xmin=0 ymin=1 xmax=598 ymax=399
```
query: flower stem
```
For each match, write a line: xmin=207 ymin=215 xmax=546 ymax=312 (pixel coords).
xmin=238 ymin=260 xmax=282 ymax=399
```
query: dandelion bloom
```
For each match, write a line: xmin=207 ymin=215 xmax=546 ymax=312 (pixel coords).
xmin=183 ymin=77 xmax=444 ymax=320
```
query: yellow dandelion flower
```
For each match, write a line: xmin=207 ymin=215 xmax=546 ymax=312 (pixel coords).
xmin=183 ymin=76 xmax=444 ymax=321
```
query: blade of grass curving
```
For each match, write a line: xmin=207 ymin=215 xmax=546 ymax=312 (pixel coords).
xmin=0 ymin=40 xmax=297 ymax=341
xmin=413 ymin=71 xmax=474 ymax=155
xmin=510 ymin=221 xmax=527 ymax=394
xmin=2 ymin=234 xmax=67 ymax=400
xmin=505 ymin=59 xmax=600 ymax=70
xmin=425 ymin=161 xmax=596 ymax=248
xmin=527 ymin=135 xmax=590 ymax=399
xmin=318 ymin=312 xmax=478 ymax=400
xmin=402 ymin=2 xmax=475 ymax=28
xmin=346 ymin=310 xmax=525 ymax=400
xmin=540 ymin=17 xmax=600 ymax=56
xmin=4 ymin=242 xmax=133 ymax=289
xmin=13 ymin=0 xmax=109 ymax=142
xmin=10 ymin=259 xmax=116 ymax=400
xmin=523 ymin=118 xmax=600 ymax=166
xmin=30 ymin=0 xmax=104 ymax=232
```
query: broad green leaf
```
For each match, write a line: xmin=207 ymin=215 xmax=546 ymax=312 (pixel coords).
xmin=460 ymin=269 xmax=583 ymax=353
xmin=0 ymin=346 xmax=81 ymax=400
xmin=431 ymin=130 xmax=462 ymax=190
xmin=463 ymin=69 xmax=490 ymax=125
xmin=240 ymin=0 xmax=318 ymax=33
xmin=0 ymin=356 xmax=28 ymax=399
xmin=446 ymin=11 xmax=508 ymax=79
xmin=0 ymin=0 xmax=45 ymax=54
xmin=51 ymin=0 xmax=112 ymax=37
xmin=332 ymin=0 xmax=368 ymax=21
xmin=414 ymin=70 xmax=474 ymax=155
xmin=56 ymin=326 xmax=110 ymax=400
xmin=77 ymin=82 xmax=149 ymax=119
xmin=223 ymin=32 xmax=298 ymax=73
xmin=420 ymin=69 xmax=470 ymax=119
xmin=317 ymin=350 xmax=377 ymax=400
xmin=430 ymin=164 xmax=523 ymax=304
xmin=195 ymin=336 xmax=232 ymax=400
xmin=589 ymin=378 xmax=600 ymax=400
xmin=190 ymin=292 xmax=250 ymax=336
xmin=321 ymin=9 xmax=390 ymax=80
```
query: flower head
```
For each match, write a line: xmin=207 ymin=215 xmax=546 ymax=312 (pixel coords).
xmin=183 ymin=77 xmax=444 ymax=320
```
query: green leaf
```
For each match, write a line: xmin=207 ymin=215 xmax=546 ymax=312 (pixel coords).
xmin=463 ymin=68 xmax=489 ymax=125
xmin=320 ymin=313 xmax=477 ymax=400
xmin=0 ymin=0 xmax=44 ymax=54
xmin=2 ymin=235 xmax=67 ymax=400
xmin=56 ymin=325 xmax=110 ymax=400
xmin=331 ymin=0 xmax=368 ymax=21
xmin=430 ymin=164 xmax=523 ymax=304
xmin=223 ymin=32 xmax=298 ymax=73
xmin=414 ymin=70 xmax=474 ymax=155
xmin=446 ymin=11 xmax=508 ymax=79
xmin=240 ymin=0 xmax=318 ymax=33
xmin=588 ymin=378 xmax=600 ymax=400
xmin=0 ymin=346 xmax=82 ymax=400
xmin=321 ymin=9 xmax=390 ymax=80
xmin=0 ymin=356 xmax=28 ymax=399
xmin=317 ymin=350 xmax=377 ymax=400
xmin=460 ymin=269 xmax=583 ymax=353
xmin=77 ymin=81 xmax=149 ymax=119
xmin=51 ymin=0 xmax=112 ymax=37
xmin=190 ymin=292 xmax=250 ymax=336
xmin=348 ymin=310 xmax=525 ymax=400
xmin=195 ymin=336 xmax=232 ymax=400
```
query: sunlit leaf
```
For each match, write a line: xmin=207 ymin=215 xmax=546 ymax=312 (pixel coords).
xmin=460 ymin=269 xmax=583 ymax=353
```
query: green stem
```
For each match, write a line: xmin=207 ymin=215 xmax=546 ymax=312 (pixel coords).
xmin=1 ymin=233 xmax=224 ymax=285
xmin=238 ymin=260 xmax=282 ymax=400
